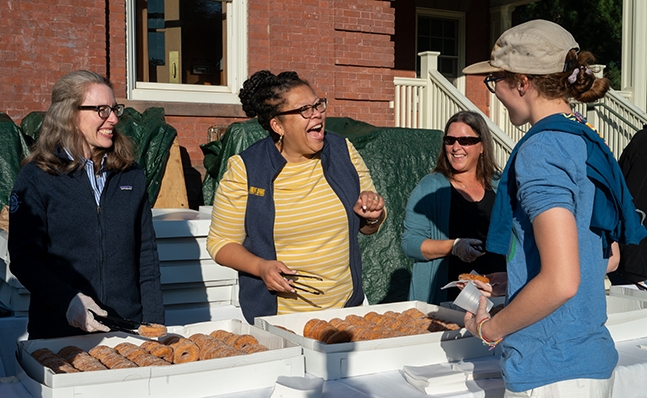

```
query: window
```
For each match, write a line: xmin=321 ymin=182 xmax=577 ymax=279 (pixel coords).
xmin=126 ymin=0 xmax=247 ymax=104
xmin=416 ymin=9 xmax=465 ymax=92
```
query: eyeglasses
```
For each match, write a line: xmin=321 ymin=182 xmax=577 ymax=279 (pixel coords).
xmin=275 ymin=98 xmax=327 ymax=119
xmin=443 ymin=136 xmax=482 ymax=146
xmin=77 ymin=104 xmax=125 ymax=119
xmin=483 ymin=74 xmax=506 ymax=94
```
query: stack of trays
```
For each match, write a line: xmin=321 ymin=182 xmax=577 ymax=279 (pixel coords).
xmin=255 ymin=300 xmax=497 ymax=380
xmin=0 ymin=209 xmax=240 ymax=319
xmin=152 ymin=208 xmax=238 ymax=314
xmin=0 ymin=229 xmax=28 ymax=316
xmin=16 ymin=319 xmax=304 ymax=398
xmin=605 ymin=287 xmax=647 ymax=342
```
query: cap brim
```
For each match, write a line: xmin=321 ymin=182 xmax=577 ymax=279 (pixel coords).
xmin=462 ymin=61 xmax=505 ymax=75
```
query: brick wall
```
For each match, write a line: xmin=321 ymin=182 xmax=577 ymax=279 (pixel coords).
xmin=0 ymin=2 xmax=110 ymax=119
xmin=0 ymin=0 xmax=410 ymax=207
xmin=247 ymin=0 xmax=399 ymax=127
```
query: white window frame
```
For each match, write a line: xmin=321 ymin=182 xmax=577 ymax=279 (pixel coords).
xmin=415 ymin=8 xmax=465 ymax=94
xmin=125 ymin=0 xmax=248 ymax=104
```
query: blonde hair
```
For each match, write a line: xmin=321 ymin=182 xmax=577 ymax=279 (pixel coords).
xmin=25 ymin=70 xmax=134 ymax=174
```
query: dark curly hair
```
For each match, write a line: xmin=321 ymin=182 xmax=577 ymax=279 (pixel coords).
xmin=506 ymin=50 xmax=610 ymax=103
xmin=238 ymin=70 xmax=312 ymax=141
xmin=434 ymin=110 xmax=500 ymax=190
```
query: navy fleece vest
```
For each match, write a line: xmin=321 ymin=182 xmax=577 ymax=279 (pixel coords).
xmin=238 ymin=132 xmax=364 ymax=323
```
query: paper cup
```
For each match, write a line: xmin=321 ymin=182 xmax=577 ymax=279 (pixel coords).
xmin=453 ymin=281 xmax=494 ymax=314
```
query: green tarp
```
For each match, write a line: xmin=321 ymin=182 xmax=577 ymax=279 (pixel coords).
xmin=200 ymin=117 xmax=443 ymax=304
xmin=0 ymin=107 xmax=176 ymax=209
xmin=116 ymin=107 xmax=178 ymax=206
xmin=0 ymin=113 xmax=33 ymax=210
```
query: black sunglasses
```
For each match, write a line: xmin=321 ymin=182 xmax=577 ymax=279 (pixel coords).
xmin=443 ymin=136 xmax=482 ymax=146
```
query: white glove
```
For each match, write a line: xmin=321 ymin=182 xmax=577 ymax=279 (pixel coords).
xmin=452 ymin=238 xmax=486 ymax=263
xmin=66 ymin=293 xmax=111 ymax=333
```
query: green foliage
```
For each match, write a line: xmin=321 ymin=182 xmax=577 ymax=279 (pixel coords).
xmin=517 ymin=0 xmax=623 ymax=89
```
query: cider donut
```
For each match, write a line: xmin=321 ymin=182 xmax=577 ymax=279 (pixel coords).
xmin=402 ymin=307 xmax=428 ymax=320
xmin=302 ymin=319 xmax=324 ymax=338
xmin=129 ymin=351 xmax=170 ymax=367
xmin=324 ymin=330 xmax=352 ymax=344
xmin=328 ymin=318 xmax=351 ymax=330
xmin=213 ymin=345 xmax=240 ymax=358
xmin=32 ymin=348 xmax=79 ymax=374
xmin=458 ymin=273 xmax=490 ymax=284
xmin=363 ymin=311 xmax=382 ymax=323
xmin=138 ymin=323 xmax=167 ymax=338
xmin=209 ymin=330 xmax=239 ymax=346
xmin=117 ymin=343 xmax=170 ymax=367
xmin=169 ymin=338 xmax=200 ymax=364
xmin=87 ymin=345 xmax=113 ymax=361
xmin=345 ymin=314 xmax=371 ymax=327
xmin=240 ymin=343 xmax=269 ymax=354
xmin=199 ymin=343 xmax=223 ymax=360
xmin=140 ymin=340 xmax=174 ymax=363
xmin=189 ymin=333 xmax=228 ymax=360
xmin=58 ymin=346 xmax=107 ymax=372
xmin=114 ymin=342 xmax=141 ymax=359
xmin=88 ymin=346 xmax=136 ymax=369
xmin=232 ymin=334 xmax=259 ymax=350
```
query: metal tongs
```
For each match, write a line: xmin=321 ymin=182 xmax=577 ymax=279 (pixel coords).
xmin=281 ymin=273 xmax=324 ymax=295
xmin=89 ymin=309 xmax=149 ymax=335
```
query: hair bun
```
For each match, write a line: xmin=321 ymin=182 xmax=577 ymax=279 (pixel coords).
xmin=239 ymin=70 xmax=276 ymax=117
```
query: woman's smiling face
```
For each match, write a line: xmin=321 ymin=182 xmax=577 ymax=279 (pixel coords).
xmin=76 ymin=83 xmax=119 ymax=158
xmin=444 ymin=121 xmax=483 ymax=174
xmin=270 ymin=84 xmax=326 ymax=163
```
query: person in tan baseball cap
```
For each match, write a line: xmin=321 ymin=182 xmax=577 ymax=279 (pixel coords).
xmin=461 ymin=19 xmax=641 ymax=397
xmin=462 ymin=19 xmax=579 ymax=76
xmin=463 ymin=19 xmax=609 ymax=125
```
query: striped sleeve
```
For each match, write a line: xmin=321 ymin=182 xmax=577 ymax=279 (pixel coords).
xmin=346 ymin=139 xmax=376 ymax=193
xmin=206 ymin=155 xmax=248 ymax=260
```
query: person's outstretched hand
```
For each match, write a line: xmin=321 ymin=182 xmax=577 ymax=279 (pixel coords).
xmin=452 ymin=238 xmax=485 ymax=263
xmin=472 ymin=272 xmax=508 ymax=297
xmin=66 ymin=293 xmax=111 ymax=333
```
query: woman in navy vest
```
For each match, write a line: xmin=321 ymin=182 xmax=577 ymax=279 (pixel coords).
xmin=206 ymin=70 xmax=385 ymax=323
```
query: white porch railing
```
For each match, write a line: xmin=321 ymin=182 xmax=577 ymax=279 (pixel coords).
xmin=394 ymin=51 xmax=515 ymax=169
xmin=396 ymin=52 xmax=647 ymax=163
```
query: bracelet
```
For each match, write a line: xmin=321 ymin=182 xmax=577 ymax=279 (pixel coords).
xmin=477 ymin=317 xmax=502 ymax=351
xmin=365 ymin=217 xmax=380 ymax=225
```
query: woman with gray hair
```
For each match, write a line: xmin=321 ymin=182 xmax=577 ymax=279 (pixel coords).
xmin=401 ymin=110 xmax=505 ymax=304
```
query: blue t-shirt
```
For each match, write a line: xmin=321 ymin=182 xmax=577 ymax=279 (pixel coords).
xmin=501 ymin=131 xmax=617 ymax=392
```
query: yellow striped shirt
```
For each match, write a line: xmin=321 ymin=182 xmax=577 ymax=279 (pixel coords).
xmin=207 ymin=139 xmax=377 ymax=313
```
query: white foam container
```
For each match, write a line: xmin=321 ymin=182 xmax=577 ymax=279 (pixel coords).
xmin=16 ymin=319 xmax=304 ymax=398
xmin=255 ymin=301 xmax=496 ymax=380
xmin=605 ymin=293 xmax=647 ymax=342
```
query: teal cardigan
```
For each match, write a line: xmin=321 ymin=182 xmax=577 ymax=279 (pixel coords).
xmin=401 ymin=172 xmax=498 ymax=304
